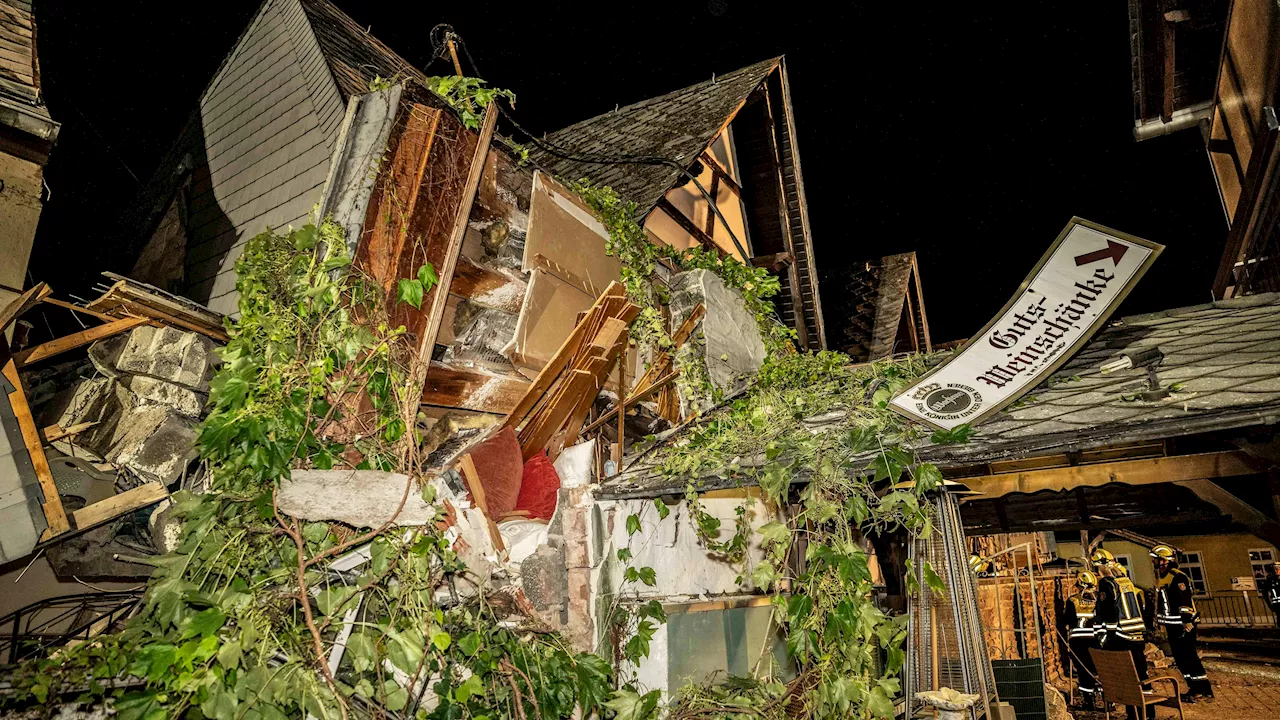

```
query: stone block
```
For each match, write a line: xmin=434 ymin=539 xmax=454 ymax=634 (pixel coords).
xmin=521 ymin=542 xmax=568 ymax=615
xmin=109 ymin=406 xmax=199 ymax=485
xmin=668 ymin=269 xmax=766 ymax=402
xmin=113 ymin=325 xmax=218 ymax=391
xmin=124 ymin=375 xmax=208 ymax=418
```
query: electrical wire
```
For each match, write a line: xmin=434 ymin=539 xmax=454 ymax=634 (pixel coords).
xmin=439 ymin=29 xmax=753 ymax=261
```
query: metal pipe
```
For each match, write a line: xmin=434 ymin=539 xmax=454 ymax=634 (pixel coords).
xmin=1133 ymin=101 xmax=1214 ymax=142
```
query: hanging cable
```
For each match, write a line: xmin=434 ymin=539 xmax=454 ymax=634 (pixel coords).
xmin=445 ymin=33 xmax=752 ymax=261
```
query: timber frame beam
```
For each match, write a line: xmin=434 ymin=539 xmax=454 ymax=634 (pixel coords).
xmin=1174 ymin=479 xmax=1280 ymax=548
xmin=958 ymin=450 xmax=1260 ymax=500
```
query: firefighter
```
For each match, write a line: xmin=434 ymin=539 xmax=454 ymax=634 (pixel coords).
xmin=1062 ymin=570 xmax=1100 ymax=708
xmin=1262 ymin=562 xmax=1280 ymax=627
xmin=1093 ymin=549 xmax=1152 ymax=719
xmin=970 ymin=554 xmax=992 ymax=578
xmin=1151 ymin=545 xmax=1213 ymax=701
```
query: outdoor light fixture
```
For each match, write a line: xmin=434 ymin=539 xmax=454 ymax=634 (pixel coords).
xmin=1099 ymin=346 xmax=1164 ymax=374
xmin=1101 ymin=346 xmax=1171 ymax=400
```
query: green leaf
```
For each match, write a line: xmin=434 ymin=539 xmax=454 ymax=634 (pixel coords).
xmin=638 ymin=599 xmax=667 ymax=623
xmin=315 ymin=585 xmax=357 ymax=616
xmin=750 ymin=561 xmax=779 ymax=589
xmin=384 ymin=681 xmax=408 ymax=712
xmin=924 ymin=561 xmax=947 ymax=596
xmin=616 ymin=547 xmax=633 ymax=563
xmin=182 ymin=607 xmax=226 ymax=640
xmin=431 ymin=629 xmax=451 ymax=652
xmin=216 ymin=639 xmax=242 ymax=669
xmin=867 ymin=686 xmax=894 ymax=718
xmin=637 ymin=566 xmax=657 ymax=586
xmin=787 ymin=594 xmax=813 ymax=624
xmin=653 ymin=498 xmax=670 ymax=520
xmin=759 ymin=461 xmax=790 ymax=502
xmin=757 ymin=520 xmax=789 ymax=546
xmin=604 ymin=689 xmax=661 ymax=720
xmin=914 ymin=462 xmax=943 ymax=494
xmin=396 ymin=278 xmax=424 ymax=309
xmin=458 ymin=631 xmax=481 ymax=657
xmin=626 ymin=513 xmax=641 ymax=536
xmin=345 ymin=632 xmax=375 ymax=673
xmin=200 ymin=682 xmax=239 ymax=720
xmin=303 ymin=522 xmax=330 ymax=544
xmin=454 ymin=673 xmax=485 ymax=703
xmin=417 ymin=263 xmax=439 ymax=292
xmin=931 ymin=423 xmax=975 ymax=445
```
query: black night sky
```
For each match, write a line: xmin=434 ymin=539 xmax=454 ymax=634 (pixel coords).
xmin=28 ymin=1 xmax=1226 ymax=345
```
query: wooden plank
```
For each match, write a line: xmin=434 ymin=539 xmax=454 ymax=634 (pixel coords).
xmin=615 ymin=339 xmax=628 ymax=465
xmin=1173 ymin=479 xmax=1280 ymax=548
xmin=420 ymin=362 xmax=530 ymax=414
xmin=40 ymin=421 xmax=97 ymax=444
xmin=700 ymin=151 xmax=742 ymax=195
xmin=2 ymin=356 xmax=69 ymax=537
xmin=458 ymin=453 xmax=505 ymax=552
xmin=960 ymin=451 xmax=1259 ymax=500
xmin=547 ymin=320 xmax=628 ymax=459
xmin=71 ymin=482 xmax=168 ymax=533
xmin=581 ymin=369 xmax=680 ymax=435
xmin=415 ymin=103 xmax=497 ymax=366
xmin=14 ymin=316 xmax=147 ymax=366
xmin=520 ymin=369 xmax=594 ymax=461
xmin=502 ymin=280 xmax=625 ymax=431
xmin=0 ymin=282 xmax=49 ymax=335
xmin=40 ymin=297 xmax=123 ymax=324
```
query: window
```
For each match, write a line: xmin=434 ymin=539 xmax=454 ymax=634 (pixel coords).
xmin=666 ymin=604 xmax=794 ymax=689
xmin=1179 ymin=550 xmax=1209 ymax=595
xmin=1114 ymin=554 xmax=1133 ymax=576
xmin=1250 ymin=548 xmax=1277 ymax=580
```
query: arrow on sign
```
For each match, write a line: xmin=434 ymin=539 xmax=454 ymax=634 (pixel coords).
xmin=1074 ymin=239 xmax=1128 ymax=267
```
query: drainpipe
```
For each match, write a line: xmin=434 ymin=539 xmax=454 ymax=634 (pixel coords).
xmin=1133 ymin=101 xmax=1215 ymax=142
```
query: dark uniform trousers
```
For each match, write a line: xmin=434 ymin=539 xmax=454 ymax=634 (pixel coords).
xmin=1166 ymin=625 xmax=1210 ymax=696
xmin=1068 ymin=636 xmax=1099 ymax=695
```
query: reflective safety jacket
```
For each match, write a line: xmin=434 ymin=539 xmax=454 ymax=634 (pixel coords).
xmin=1096 ymin=575 xmax=1146 ymax=642
xmin=1063 ymin=595 xmax=1096 ymax=640
xmin=1262 ymin=576 xmax=1280 ymax=609
xmin=1155 ymin=568 xmax=1198 ymax=627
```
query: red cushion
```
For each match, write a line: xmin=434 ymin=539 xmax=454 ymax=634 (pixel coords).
xmin=469 ymin=427 xmax=523 ymax=517
xmin=515 ymin=452 xmax=561 ymax=520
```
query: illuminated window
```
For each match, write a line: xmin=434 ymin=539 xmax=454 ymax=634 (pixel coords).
xmin=1249 ymin=548 xmax=1277 ymax=581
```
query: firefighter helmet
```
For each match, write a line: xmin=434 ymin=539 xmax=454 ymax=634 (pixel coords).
xmin=970 ymin=555 xmax=990 ymax=575
xmin=1091 ymin=548 xmax=1115 ymax=566
xmin=1113 ymin=562 xmax=1129 ymax=578
xmin=1149 ymin=545 xmax=1178 ymax=563
xmin=1076 ymin=570 xmax=1098 ymax=591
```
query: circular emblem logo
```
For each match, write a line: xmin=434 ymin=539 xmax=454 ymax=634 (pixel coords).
xmin=924 ymin=387 xmax=973 ymax=414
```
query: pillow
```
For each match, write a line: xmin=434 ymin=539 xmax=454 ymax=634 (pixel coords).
xmin=515 ymin=451 xmax=561 ymax=520
xmin=468 ymin=427 xmax=523 ymax=517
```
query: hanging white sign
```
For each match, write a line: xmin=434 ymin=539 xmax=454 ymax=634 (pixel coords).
xmin=890 ymin=217 xmax=1163 ymax=431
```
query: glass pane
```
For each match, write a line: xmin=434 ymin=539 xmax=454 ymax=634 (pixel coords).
xmin=667 ymin=606 xmax=795 ymax=690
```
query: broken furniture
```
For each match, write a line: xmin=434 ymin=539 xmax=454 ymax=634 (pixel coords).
xmin=1089 ymin=648 xmax=1184 ymax=720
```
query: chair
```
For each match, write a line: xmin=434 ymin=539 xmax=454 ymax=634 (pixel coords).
xmin=1088 ymin=648 xmax=1184 ymax=719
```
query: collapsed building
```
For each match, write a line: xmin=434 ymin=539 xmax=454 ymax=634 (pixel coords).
xmin=4 ymin=0 xmax=957 ymax=700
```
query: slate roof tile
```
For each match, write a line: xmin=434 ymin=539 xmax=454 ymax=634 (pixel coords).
xmin=530 ymin=57 xmax=780 ymax=214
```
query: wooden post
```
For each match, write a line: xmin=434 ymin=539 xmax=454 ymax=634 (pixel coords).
xmin=615 ymin=337 xmax=627 ymax=467
xmin=2 ymin=355 xmax=70 ymax=537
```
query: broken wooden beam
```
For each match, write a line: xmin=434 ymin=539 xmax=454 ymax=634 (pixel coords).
xmin=458 ymin=453 xmax=506 ymax=553
xmin=1173 ymin=479 xmax=1280 ymax=548
xmin=71 ymin=482 xmax=168 ymax=535
xmin=420 ymin=362 xmax=531 ymax=414
xmin=0 ymin=282 xmax=50 ymax=335
xmin=14 ymin=316 xmax=148 ymax=367
xmin=40 ymin=421 xmax=98 ymax=444
xmin=2 ymin=355 xmax=70 ymax=537
xmin=959 ymin=450 xmax=1259 ymax=499
xmin=581 ymin=369 xmax=681 ymax=435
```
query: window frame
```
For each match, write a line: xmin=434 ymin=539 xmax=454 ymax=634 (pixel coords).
xmin=1178 ymin=549 xmax=1210 ymax=596
xmin=1249 ymin=547 xmax=1277 ymax=581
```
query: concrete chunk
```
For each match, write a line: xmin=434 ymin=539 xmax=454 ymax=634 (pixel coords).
xmin=669 ymin=268 xmax=766 ymax=401
xmin=124 ymin=375 xmax=207 ymax=418
xmin=113 ymin=325 xmax=218 ymax=391
xmin=277 ymin=470 xmax=437 ymax=527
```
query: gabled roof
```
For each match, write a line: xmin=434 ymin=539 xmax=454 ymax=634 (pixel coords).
xmin=297 ymin=0 xmax=428 ymax=99
xmin=531 ymin=57 xmax=780 ymax=215
xmin=0 ymin=0 xmax=57 ymax=144
xmin=600 ymin=293 xmax=1280 ymax=499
